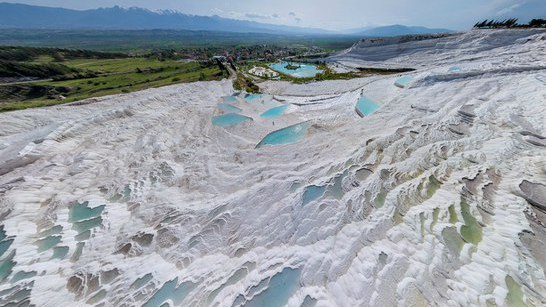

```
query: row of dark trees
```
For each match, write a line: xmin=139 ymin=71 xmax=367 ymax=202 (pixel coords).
xmin=474 ymin=18 xmax=546 ymax=29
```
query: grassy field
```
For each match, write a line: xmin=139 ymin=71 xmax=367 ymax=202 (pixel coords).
xmin=0 ymin=29 xmax=362 ymax=112
xmin=0 ymin=30 xmax=363 ymax=112
xmin=0 ymin=55 xmax=225 ymax=112
xmin=0 ymin=29 xmax=359 ymax=53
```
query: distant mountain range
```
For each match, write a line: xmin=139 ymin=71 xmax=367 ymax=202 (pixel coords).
xmin=348 ymin=25 xmax=453 ymax=37
xmin=0 ymin=3 xmax=453 ymax=37
xmin=0 ymin=3 xmax=329 ymax=35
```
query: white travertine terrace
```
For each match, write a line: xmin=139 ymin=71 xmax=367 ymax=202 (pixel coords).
xmin=0 ymin=29 xmax=545 ymax=306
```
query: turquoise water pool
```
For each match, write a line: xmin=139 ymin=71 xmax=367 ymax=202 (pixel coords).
xmin=36 ymin=235 xmax=61 ymax=252
xmin=448 ymin=67 xmax=462 ymax=71
xmin=69 ymin=202 xmax=105 ymax=223
xmin=72 ymin=216 xmax=103 ymax=234
xmin=302 ymin=185 xmax=326 ymax=206
xmin=355 ymin=96 xmax=380 ymax=117
xmin=269 ymin=62 xmax=323 ymax=78
xmin=256 ymin=121 xmax=311 ymax=147
xmin=212 ymin=114 xmax=253 ymax=127
xmin=217 ymin=103 xmax=242 ymax=114
xmin=51 ymin=246 xmax=69 ymax=259
xmin=245 ymin=93 xmax=266 ymax=102
xmin=11 ymin=271 xmax=37 ymax=283
xmin=0 ymin=238 xmax=13 ymax=258
xmin=144 ymin=278 xmax=194 ymax=307
xmin=260 ymin=105 xmax=289 ymax=119
xmin=0 ymin=253 xmax=15 ymax=282
xmin=327 ymin=172 xmax=346 ymax=199
xmin=223 ymin=96 xmax=239 ymax=103
xmin=394 ymin=76 xmax=412 ymax=88
xmin=245 ymin=268 xmax=300 ymax=307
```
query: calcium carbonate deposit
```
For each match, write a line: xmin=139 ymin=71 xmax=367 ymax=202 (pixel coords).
xmin=0 ymin=29 xmax=545 ymax=306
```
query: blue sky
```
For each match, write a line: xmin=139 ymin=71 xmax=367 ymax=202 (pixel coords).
xmin=6 ymin=0 xmax=546 ymax=30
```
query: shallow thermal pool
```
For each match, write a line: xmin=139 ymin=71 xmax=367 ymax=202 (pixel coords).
xmin=394 ymin=76 xmax=412 ymax=88
xmin=269 ymin=62 xmax=323 ymax=78
xmin=223 ymin=96 xmax=239 ymax=103
xmin=302 ymin=185 xmax=326 ymax=206
xmin=260 ymin=105 xmax=289 ymax=119
xmin=243 ymin=268 xmax=300 ymax=307
xmin=256 ymin=121 xmax=311 ymax=147
xmin=355 ymin=96 xmax=380 ymax=117
xmin=212 ymin=114 xmax=253 ymax=127
xmin=244 ymin=93 xmax=266 ymax=102
xmin=217 ymin=103 xmax=243 ymax=114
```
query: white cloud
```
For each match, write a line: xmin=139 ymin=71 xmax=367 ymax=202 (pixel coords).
xmin=496 ymin=3 xmax=521 ymax=16
xmin=210 ymin=7 xmax=223 ymax=15
xmin=245 ymin=12 xmax=271 ymax=19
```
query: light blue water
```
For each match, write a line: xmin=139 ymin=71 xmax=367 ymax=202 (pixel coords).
xmin=244 ymin=268 xmax=300 ymax=307
xmin=244 ymin=93 xmax=265 ymax=102
xmin=36 ymin=235 xmax=61 ymax=252
xmin=394 ymin=76 xmax=412 ymax=88
xmin=0 ymin=239 xmax=14 ymax=258
xmin=269 ymin=62 xmax=323 ymax=78
xmin=327 ymin=171 xmax=347 ymax=199
xmin=448 ymin=67 xmax=462 ymax=71
xmin=69 ymin=202 xmax=105 ymax=223
xmin=208 ymin=267 xmax=250 ymax=304
xmin=223 ymin=96 xmax=239 ymax=103
xmin=0 ymin=253 xmax=16 ymax=281
xmin=217 ymin=103 xmax=242 ymax=114
xmin=72 ymin=216 xmax=103 ymax=234
xmin=212 ymin=114 xmax=253 ymax=127
xmin=143 ymin=278 xmax=194 ymax=307
xmin=355 ymin=96 xmax=380 ymax=117
xmin=11 ymin=271 xmax=37 ymax=283
xmin=0 ymin=225 xmax=5 ymax=241
xmin=38 ymin=225 xmax=63 ymax=237
xmin=257 ymin=122 xmax=311 ymax=147
xmin=302 ymin=185 xmax=326 ymax=206
xmin=260 ymin=105 xmax=289 ymax=119
xmin=51 ymin=246 xmax=69 ymax=259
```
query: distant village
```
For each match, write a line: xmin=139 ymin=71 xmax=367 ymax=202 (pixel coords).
xmin=148 ymin=45 xmax=326 ymax=63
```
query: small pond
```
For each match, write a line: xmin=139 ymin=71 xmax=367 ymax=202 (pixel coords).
xmin=394 ymin=76 xmax=412 ymax=88
xmin=212 ymin=114 xmax=253 ymax=127
xmin=257 ymin=122 xmax=311 ymax=147
xmin=217 ymin=103 xmax=243 ymax=114
xmin=269 ymin=62 xmax=323 ymax=78
xmin=355 ymin=96 xmax=380 ymax=117
xmin=260 ymin=105 xmax=289 ymax=119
